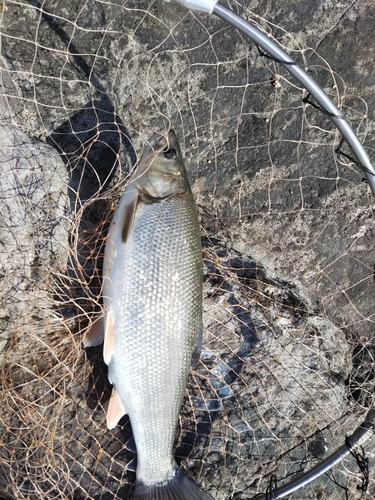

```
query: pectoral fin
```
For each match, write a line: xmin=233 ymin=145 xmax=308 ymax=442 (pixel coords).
xmin=103 ymin=310 xmax=115 ymax=365
xmin=107 ymin=388 xmax=127 ymax=430
xmin=82 ymin=317 xmax=104 ymax=347
xmin=120 ymin=191 xmax=140 ymax=244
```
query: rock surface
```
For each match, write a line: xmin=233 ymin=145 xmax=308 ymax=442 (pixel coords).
xmin=1 ymin=1 xmax=375 ymax=499
xmin=0 ymin=68 xmax=70 ymax=350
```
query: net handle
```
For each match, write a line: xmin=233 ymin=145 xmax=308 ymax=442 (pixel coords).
xmin=163 ymin=0 xmax=375 ymax=195
xmin=252 ymin=408 xmax=375 ymax=499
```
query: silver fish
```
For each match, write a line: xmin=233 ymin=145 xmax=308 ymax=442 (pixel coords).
xmin=84 ymin=130 xmax=213 ymax=499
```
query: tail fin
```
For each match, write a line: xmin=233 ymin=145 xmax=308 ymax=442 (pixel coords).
xmin=133 ymin=468 xmax=213 ymax=500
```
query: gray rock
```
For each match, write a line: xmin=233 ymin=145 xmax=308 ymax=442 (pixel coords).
xmin=0 ymin=65 xmax=70 ymax=359
xmin=1 ymin=1 xmax=374 ymax=499
xmin=0 ymin=66 xmax=70 ymax=498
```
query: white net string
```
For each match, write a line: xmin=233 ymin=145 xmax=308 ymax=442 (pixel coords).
xmin=1 ymin=1 xmax=375 ymax=499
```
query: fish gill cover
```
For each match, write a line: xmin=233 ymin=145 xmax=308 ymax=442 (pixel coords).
xmin=0 ymin=0 xmax=375 ymax=499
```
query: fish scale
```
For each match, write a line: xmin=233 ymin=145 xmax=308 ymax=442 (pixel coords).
xmin=108 ymin=196 xmax=202 ymax=482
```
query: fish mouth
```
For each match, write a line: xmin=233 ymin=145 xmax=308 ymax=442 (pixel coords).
xmin=149 ymin=129 xmax=178 ymax=152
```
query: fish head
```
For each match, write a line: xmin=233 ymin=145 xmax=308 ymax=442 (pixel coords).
xmin=135 ymin=130 xmax=189 ymax=200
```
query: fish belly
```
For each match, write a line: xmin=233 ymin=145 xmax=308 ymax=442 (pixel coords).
xmin=105 ymin=195 xmax=202 ymax=487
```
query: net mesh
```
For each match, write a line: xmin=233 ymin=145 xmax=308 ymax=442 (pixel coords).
xmin=1 ymin=1 xmax=375 ymax=499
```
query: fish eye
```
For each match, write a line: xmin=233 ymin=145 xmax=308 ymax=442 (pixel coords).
xmin=163 ymin=147 xmax=177 ymax=159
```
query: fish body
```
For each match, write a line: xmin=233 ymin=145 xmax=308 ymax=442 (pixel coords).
xmin=84 ymin=130 xmax=213 ymax=499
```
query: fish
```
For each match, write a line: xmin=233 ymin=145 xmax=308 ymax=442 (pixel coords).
xmin=83 ymin=130 xmax=214 ymax=499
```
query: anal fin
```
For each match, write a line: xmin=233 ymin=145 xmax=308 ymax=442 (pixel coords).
xmin=107 ymin=387 xmax=127 ymax=430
